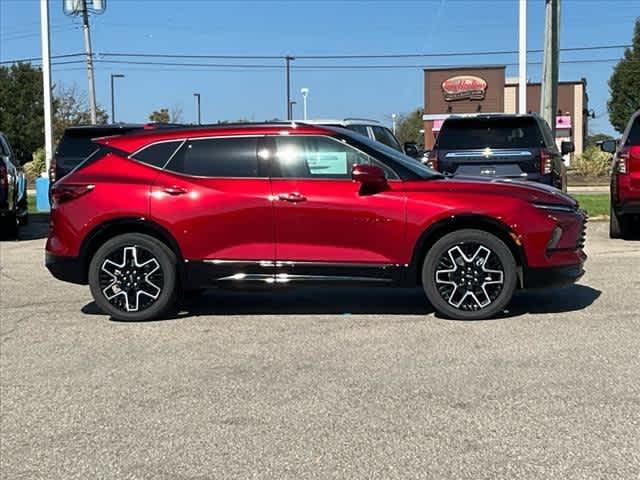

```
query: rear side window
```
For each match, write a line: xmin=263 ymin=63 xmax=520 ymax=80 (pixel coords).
xmin=371 ymin=126 xmax=402 ymax=150
xmin=55 ymin=135 xmax=99 ymax=160
xmin=437 ymin=117 xmax=543 ymax=149
xmin=133 ymin=141 xmax=182 ymax=169
xmin=346 ymin=125 xmax=370 ymax=137
xmin=625 ymin=117 xmax=640 ymax=145
xmin=166 ymin=137 xmax=259 ymax=177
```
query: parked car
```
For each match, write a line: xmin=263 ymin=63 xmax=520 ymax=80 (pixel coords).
xmin=303 ymin=118 xmax=421 ymax=158
xmin=600 ymin=109 xmax=640 ymax=239
xmin=50 ymin=123 xmax=181 ymax=186
xmin=0 ymin=132 xmax=28 ymax=237
xmin=45 ymin=123 xmax=587 ymax=321
xmin=427 ymin=114 xmax=573 ymax=191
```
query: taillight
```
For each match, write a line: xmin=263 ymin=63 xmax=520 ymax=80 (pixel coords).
xmin=50 ymin=183 xmax=95 ymax=207
xmin=618 ymin=146 xmax=640 ymax=174
xmin=0 ymin=164 xmax=7 ymax=187
xmin=49 ymin=156 xmax=57 ymax=184
xmin=540 ymin=149 xmax=552 ymax=175
xmin=425 ymin=149 xmax=438 ymax=170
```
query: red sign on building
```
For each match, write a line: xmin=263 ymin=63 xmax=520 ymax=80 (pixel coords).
xmin=441 ymin=75 xmax=488 ymax=101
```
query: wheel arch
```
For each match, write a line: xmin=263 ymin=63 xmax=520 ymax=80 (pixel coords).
xmin=78 ymin=217 xmax=185 ymax=284
xmin=408 ymin=214 xmax=526 ymax=287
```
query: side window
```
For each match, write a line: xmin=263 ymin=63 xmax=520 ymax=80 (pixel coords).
xmin=346 ymin=125 xmax=370 ymax=138
xmin=371 ymin=126 xmax=402 ymax=150
xmin=274 ymin=135 xmax=396 ymax=179
xmin=625 ymin=117 xmax=640 ymax=145
xmin=133 ymin=141 xmax=182 ymax=169
xmin=166 ymin=137 xmax=260 ymax=177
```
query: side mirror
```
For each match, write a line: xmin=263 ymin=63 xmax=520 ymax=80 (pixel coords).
xmin=599 ymin=139 xmax=617 ymax=154
xmin=561 ymin=141 xmax=575 ymax=155
xmin=403 ymin=142 xmax=419 ymax=158
xmin=351 ymin=164 xmax=387 ymax=187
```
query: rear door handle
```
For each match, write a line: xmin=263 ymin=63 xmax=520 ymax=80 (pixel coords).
xmin=277 ymin=192 xmax=307 ymax=203
xmin=163 ymin=186 xmax=188 ymax=196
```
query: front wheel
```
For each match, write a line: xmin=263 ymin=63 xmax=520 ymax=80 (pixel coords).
xmin=422 ymin=229 xmax=517 ymax=320
xmin=88 ymin=233 xmax=177 ymax=321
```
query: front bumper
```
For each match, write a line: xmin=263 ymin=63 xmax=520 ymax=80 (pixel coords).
xmin=45 ymin=253 xmax=87 ymax=285
xmin=524 ymin=263 xmax=585 ymax=289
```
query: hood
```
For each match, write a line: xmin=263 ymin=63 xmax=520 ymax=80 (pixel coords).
xmin=433 ymin=175 xmax=578 ymax=207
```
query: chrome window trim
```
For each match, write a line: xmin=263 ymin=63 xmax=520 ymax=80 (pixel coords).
xmin=129 ymin=139 xmax=186 ymax=171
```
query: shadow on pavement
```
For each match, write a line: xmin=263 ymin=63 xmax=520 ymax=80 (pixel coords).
xmin=0 ymin=213 xmax=49 ymax=241
xmin=81 ymin=283 xmax=601 ymax=322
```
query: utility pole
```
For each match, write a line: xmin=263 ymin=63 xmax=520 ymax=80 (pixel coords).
xmin=110 ymin=74 xmax=124 ymax=123
xmin=81 ymin=0 xmax=97 ymax=123
xmin=541 ymin=0 xmax=560 ymax=135
xmin=285 ymin=56 xmax=294 ymax=120
xmin=193 ymin=93 xmax=201 ymax=125
xmin=300 ymin=87 xmax=309 ymax=120
xmin=40 ymin=0 xmax=53 ymax=175
xmin=518 ymin=0 xmax=527 ymax=114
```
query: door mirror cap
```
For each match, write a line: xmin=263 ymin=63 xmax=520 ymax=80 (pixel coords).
xmin=351 ymin=164 xmax=387 ymax=186
xmin=599 ymin=139 xmax=617 ymax=154
xmin=403 ymin=142 xmax=419 ymax=157
xmin=561 ymin=141 xmax=575 ymax=155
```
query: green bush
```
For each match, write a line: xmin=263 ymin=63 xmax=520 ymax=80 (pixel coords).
xmin=23 ymin=147 xmax=45 ymax=182
xmin=573 ymin=146 xmax=611 ymax=177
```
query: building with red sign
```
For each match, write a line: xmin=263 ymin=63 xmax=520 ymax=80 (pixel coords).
xmin=423 ymin=65 xmax=588 ymax=163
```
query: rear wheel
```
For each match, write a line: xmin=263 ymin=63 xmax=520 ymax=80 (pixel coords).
xmin=88 ymin=233 xmax=177 ymax=321
xmin=422 ymin=229 xmax=517 ymax=320
xmin=609 ymin=206 xmax=627 ymax=239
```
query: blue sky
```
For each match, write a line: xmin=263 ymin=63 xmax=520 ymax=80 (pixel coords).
xmin=1 ymin=0 xmax=638 ymax=134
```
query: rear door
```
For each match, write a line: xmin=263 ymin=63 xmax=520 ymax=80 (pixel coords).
xmin=435 ymin=117 xmax=543 ymax=180
xmin=149 ymin=136 xmax=275 ymax=270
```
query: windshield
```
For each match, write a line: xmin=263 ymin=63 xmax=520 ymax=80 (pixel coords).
xmin=340 ymin=128 xmax=440 ymax=179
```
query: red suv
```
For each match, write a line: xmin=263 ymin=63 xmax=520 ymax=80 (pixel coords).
xmin=46 ymin=123 xmax=587 ymax=321
xmin=601 ymin=110 xmax=640 ymax=239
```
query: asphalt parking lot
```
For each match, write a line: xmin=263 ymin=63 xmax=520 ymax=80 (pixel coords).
xmin=1 ymin=217 xmax=639 ymax=479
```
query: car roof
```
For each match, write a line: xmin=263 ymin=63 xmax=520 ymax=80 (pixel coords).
xmin=302 ymin=118 xmax=384 ymax=127
xmin=98 ymin=122 xmax=338 ymax=153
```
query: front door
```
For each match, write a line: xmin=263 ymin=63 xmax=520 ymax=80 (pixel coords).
xmin=267 ymin=134 xmax=406 ymax=283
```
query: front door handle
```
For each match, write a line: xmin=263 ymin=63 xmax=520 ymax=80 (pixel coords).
xmin=278 ymin=192 xmax=307 ymax=203
xmin=163 ymin=186 xmax=188 ymax=196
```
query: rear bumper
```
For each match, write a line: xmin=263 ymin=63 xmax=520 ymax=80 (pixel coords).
xmin=615 ymin=200 xmax=640 ymax=215
xmin=524 ymin=263 xmax=585 ymax=289
xmin=45 ymin=253 xmax=87 ymax=285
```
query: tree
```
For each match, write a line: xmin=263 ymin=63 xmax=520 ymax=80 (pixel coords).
xmin=608 ymin=18 xmax=640 ymax=133
xmin=394 ymin=108 xmax=424 ymax=146
xmin=0 ymin=63 xmax=44 ymax=163
xmin=148 ymin=106 xmax=183 ymax=123
xmin=53 ymin=84 xmax=108 ymax=144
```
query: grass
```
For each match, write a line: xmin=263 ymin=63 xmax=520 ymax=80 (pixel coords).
xmin=573 ymin=194 xmax=609 ymax=218
xmin=27 ymin=194 xmax=38 ymax=213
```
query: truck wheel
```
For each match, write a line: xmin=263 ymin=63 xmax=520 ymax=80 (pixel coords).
xmin=422 ymin=229 xmax=517 ymax=320
xmin=88 ymin=233 xmax=177 ymax=321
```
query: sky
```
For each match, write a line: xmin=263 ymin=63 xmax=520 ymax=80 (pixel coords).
xmin=1 ymin=0 xmax=639 ymax=135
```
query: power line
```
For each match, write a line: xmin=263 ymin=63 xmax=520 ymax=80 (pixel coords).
xmin=0 ymin=52 xmax=85 ymax=65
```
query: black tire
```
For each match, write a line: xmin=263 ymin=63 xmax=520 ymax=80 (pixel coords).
xmin=88 ymin=233 xmax=177 ymax=321
xmin=422 ymin=229 xmax=517 ymax=320
xmin=609 ymin=205 xmax=631 ymax=239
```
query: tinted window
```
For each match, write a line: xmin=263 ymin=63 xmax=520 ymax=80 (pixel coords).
xmin=371 ymin=126 xmax=402 ymax=150
xmin=133 ymin=141 xmax=182 ymax=169
xmin=437 ymin=117 xmax=543 ymax=149
xmin=55 ymin=135 xmax=99 ymax=161
xmin=625 ymin=116 xmax=640 ymax=145
xmin=167 ymin=137 xmax=259 ymax=177
xmin=274 ymin=135 xmax=395 ymax=179
xmin=346 ymin=125 xmax=370 ymax=137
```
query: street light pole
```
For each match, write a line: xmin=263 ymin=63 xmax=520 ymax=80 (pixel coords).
xmin=285 ymin=56 xmax=294 ymax=120
xmin=80 ymin=0 xmax=97 ymax=124
xmin=300 ymin=87 xmax=309 ymax=120
xmin=391 ymin=113 xmax=397 ymax=134
xmin=518 ymin=0 xmax=527 ymax=114
xmin=193 ymin=93 xmax=201 ymax=125
xmin=110 ymin=74 xmax=124 ymax=123
xmin=40 ymin=0 xmax=53 ymax=175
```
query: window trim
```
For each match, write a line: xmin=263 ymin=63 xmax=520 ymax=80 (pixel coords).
xmin=130 ymin=139 xmax=186 ymax=171
xmin=268 ymin=134 xmax=401 ymax=181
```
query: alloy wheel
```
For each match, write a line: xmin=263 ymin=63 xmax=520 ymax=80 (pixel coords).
xmin=434 ymin=242 xmax=505 ymax=311
xmin=99 ymin=245 xmax=164 ymax=313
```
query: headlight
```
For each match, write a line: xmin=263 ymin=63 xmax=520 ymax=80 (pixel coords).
xmin=532 ymin=203 xmax=576 ymax=213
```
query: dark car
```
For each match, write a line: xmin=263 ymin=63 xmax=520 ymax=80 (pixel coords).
xmin=0 ymin=132 xmax=28 ymax=237
xmin=600 ymin=109 xmax=640 ymax=239
xmin=426 ymin=114 xmax=573 ymax=191
xmin=46 ymin=122 xmax=586 ymax=322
